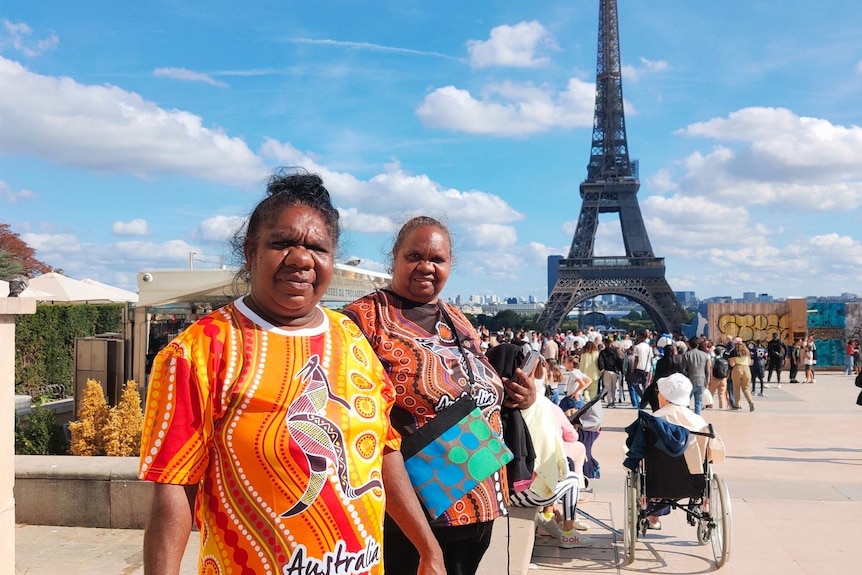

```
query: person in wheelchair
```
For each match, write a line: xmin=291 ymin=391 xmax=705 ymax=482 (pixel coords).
xmin=625 ymin=373 xmax=726 ymax=530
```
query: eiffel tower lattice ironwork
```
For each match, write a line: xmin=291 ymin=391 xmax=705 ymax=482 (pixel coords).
xmin=538 ymin=0 xmax=688 ymax=334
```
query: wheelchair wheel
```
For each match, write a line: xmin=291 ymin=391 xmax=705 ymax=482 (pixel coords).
xmin=709 ymin=475 xmax=732 ymax=567
xmin=623 ymin=470 xmax=639 ymax=563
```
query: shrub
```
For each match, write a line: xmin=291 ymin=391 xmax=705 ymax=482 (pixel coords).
xmin=103 ymin=381 xmax=144 ymax=457
xmin=68 ymin=379 xmax=111 ymax=455
xmin=15 ymin=405 xmax=68 ymax=455
xmin=69 ymin=378 xmax=143 ymax=456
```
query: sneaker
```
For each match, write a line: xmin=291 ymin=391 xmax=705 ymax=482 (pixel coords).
xmin=647 ymin=520 xmax=662 ymax=530
xmin=572 ymin=519 xmax=589 ymax=531
xmin=757 ymin=392 xmax=767 ymax=397
xmin=559 ymin=530 xmax=592 ymax=548
xmin=764 ymin=383 xmax=771 ymax=389
xmin=776 ymin=384 xmax=781 ymax=389
xmin=536 ymin=511 xmax=563 ymax=538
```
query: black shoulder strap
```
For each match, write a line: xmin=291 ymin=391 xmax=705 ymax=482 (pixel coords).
xmin=400 ymin=396 xmax=477 ymax=459
xmin=437 ymin=302 xmax=477 ymax=390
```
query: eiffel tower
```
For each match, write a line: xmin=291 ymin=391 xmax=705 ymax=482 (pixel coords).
xmin=538 ymin=0 xmax=688 ymax=334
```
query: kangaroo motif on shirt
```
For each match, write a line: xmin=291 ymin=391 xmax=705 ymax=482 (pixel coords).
xmin=281 ymin=354 xmax=383 ymax=517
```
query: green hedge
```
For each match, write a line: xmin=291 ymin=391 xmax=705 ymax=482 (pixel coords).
xmin=15 ymin=303 xmax=124 ymax=396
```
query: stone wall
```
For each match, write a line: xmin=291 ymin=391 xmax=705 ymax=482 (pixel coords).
xmin=15 ymin=455 xmax=152 ymax=529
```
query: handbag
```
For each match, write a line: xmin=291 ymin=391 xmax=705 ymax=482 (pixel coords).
xmin=401 ymin=396 xmax=512 ymax=519
xmin=399 ymin=304 xmax=513 ymax=519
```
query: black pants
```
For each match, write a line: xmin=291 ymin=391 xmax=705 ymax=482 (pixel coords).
xmin=383 ymin=514 xmax=493 ymax=575
xmin=767 ymin=359 xmax=783 ymax=382
xmin=789 ymin=362 xmax=799 ymax=381
xmin=751 ymin=363 xmax=765 ymax=393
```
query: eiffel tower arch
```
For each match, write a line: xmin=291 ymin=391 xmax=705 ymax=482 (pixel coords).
xmin=538 ymin=0 xmax=688 ymax=334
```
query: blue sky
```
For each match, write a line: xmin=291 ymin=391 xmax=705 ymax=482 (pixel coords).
xmin=2 ymin=0 xmax=861 ymax=302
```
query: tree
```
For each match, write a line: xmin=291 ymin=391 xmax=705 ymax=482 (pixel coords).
xmin=0 ymin=223 xmax=52 ymax=279
xmin=0 ymin=248 xmax=24 ymax=279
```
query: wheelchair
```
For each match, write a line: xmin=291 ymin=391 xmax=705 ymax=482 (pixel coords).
xmin=623 ymin=423 xmax=732 ymax=568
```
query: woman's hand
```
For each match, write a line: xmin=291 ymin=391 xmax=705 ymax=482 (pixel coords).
xmin=502 ymin=367 xmax=537 ymax=409
xmin=382 ymin=451 xmax=446 ymax=575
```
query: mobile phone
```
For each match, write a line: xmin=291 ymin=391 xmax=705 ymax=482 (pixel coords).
xmin=520 ymin=350 xmax=542 ymax=375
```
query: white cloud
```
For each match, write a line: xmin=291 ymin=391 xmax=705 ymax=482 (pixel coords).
xmin=112 ymin=218 xmax=150 ymax=236
xmin=337 ymin=208 xmax=397 ymax=234
xmin=621 ymin=57 xmax=669 ymax=82
xmin=1 ymin=19 xmax=58 ymax=57
xmin=643 ymin=194 xmax=756 ymax=252
xmin=856 ymin=60 xmax=862 ymax=74
xmin=416 ymin=77 xmax=594 ymax=135
xmin=261 ymin=140 xmax=524 ymax=226
xmin=0 ymin=56 xmax=267 ymax=186
xmin=198 ymin=215 xmax=246 ymax=242
xmin=22 ymin=232 xmax=81 ymax=255
xmin=674 ymin=107 xmax=862 ymax=209
xmin=645 ymin=169 xmax=678 ymax=193
xmin=0 ymin=180 xmax=36 ymax=204
xmin=467 ymin=21 xmax=557 ymax=68
xmin=153 ymin=67 xmax=229 ymax=88
xmin=465 ymin=224 xmax=517 ymax=249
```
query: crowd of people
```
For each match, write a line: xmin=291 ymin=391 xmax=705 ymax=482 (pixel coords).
xmin=480 ymin=326 xmax=848 ymax=417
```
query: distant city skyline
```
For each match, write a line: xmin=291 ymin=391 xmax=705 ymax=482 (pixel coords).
xmin=445 ymin=290 xmax=861 ymax=308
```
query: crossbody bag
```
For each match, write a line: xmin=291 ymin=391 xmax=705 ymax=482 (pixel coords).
xmin=399 ymin=303 xmax=513 ymax=519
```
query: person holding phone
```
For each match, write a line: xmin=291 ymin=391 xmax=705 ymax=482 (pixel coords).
xmin=344 ymin=216 xmax=536 ymax=575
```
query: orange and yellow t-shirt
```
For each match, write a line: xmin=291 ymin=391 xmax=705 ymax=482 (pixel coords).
xmin=139 ymin=299 xmax=398 ymax=575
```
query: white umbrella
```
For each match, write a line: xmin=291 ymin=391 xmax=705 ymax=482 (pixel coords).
xmin=26 ymin=272 xmax=121 ymax=303
xmin=80 ymin=278 xmax=139 ymax=303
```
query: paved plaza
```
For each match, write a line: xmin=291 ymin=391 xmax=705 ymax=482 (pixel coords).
xmin=15 ymin=370 xmax=862 ymax=574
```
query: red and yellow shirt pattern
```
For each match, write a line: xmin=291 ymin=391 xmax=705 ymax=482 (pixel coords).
xmin=139 ymin=300 xmax=398 ymax=575
xmin=343 ymin=290 xmax=508 ymax=527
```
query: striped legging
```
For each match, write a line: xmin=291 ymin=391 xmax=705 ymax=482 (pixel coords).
xmin=508 ymin=471 xmax=581 ymax=521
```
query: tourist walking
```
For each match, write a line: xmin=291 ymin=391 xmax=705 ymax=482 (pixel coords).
xmin=580 ymin=340 xmax=601 ymax=401
xmin=629 ymin=332 xmax=654 ymax=408
xmin=729 ymin=338 xmax=756 ymax=411
xmin=845 ymin=339 xmax=857 ymax=376
xmin=708 ymin=341 xmax=730 ymax=409
xmin=682 ymin=337 xmax=712 ymax=415
xmin=751 ymin=339 xmax=768 ymax=396
xmin=598 ymin=337 xmax=623 ymax=407
xmin=766 ymin=332 xmax=786 ymax=386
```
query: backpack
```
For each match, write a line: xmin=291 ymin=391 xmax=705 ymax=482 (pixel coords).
xmin=713 ymin=357 xmax=730 ymax=379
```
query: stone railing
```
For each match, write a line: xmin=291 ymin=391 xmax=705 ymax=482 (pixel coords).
xmin=14 ymin=455 xmax=152 ymax=529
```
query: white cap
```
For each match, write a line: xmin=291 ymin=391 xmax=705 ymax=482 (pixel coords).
xmin=657 ymin=373 xmax=693 ymax=406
